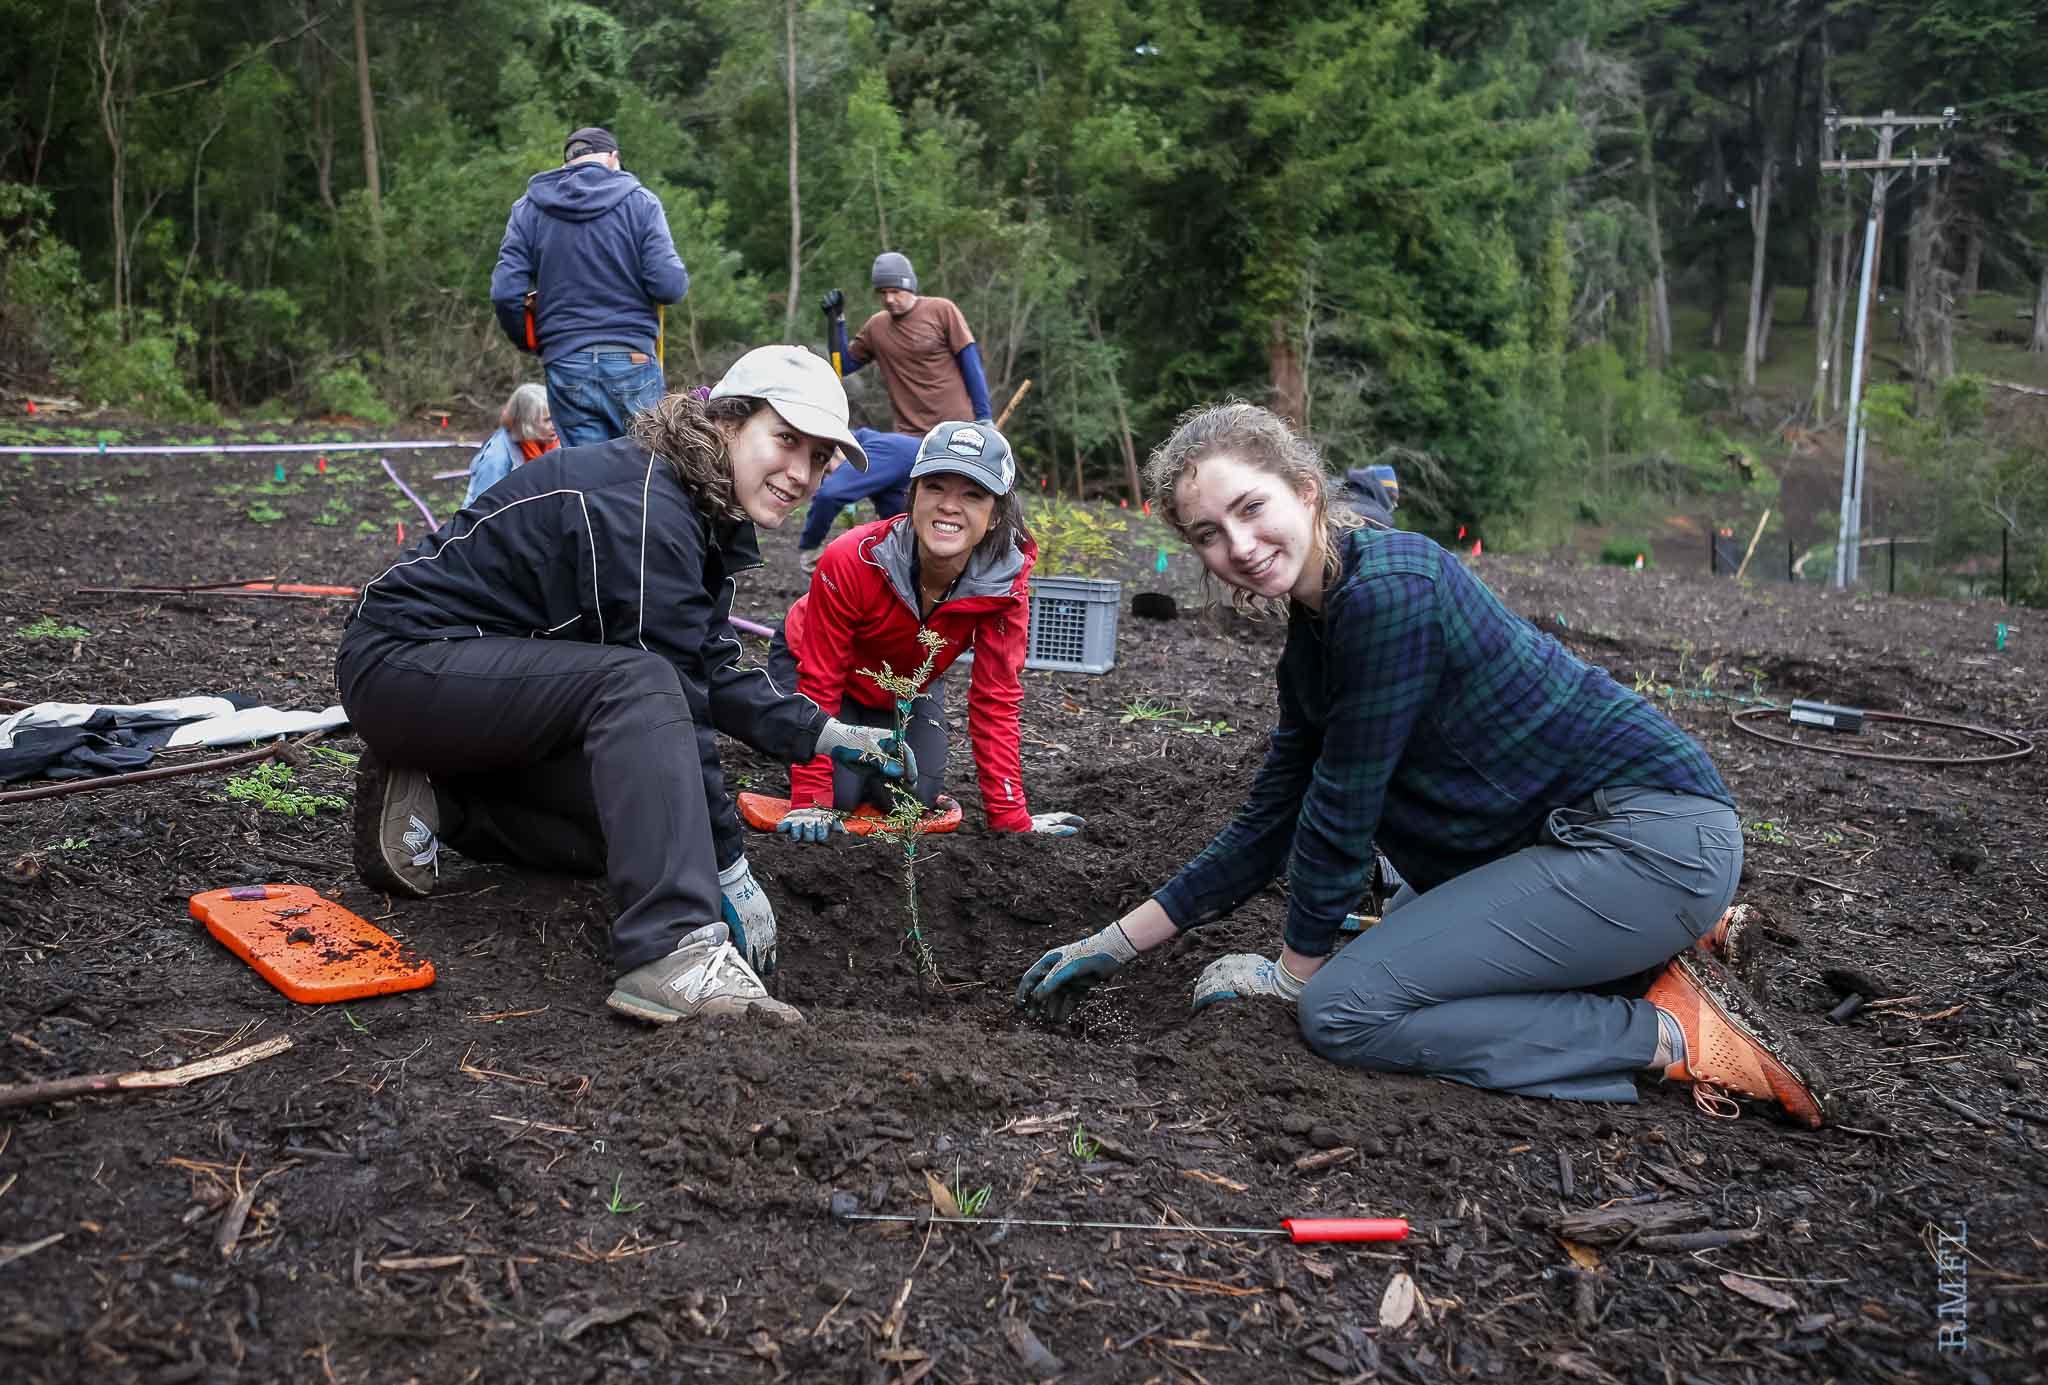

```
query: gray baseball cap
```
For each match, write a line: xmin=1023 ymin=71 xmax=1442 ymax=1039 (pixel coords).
xmin=871 ymin=252 xmax=918 ymax=293
xmin=710 ymin=345 xmax=868 ymax=471
xmin=910 ymin=421 xmax=1015 ymax=496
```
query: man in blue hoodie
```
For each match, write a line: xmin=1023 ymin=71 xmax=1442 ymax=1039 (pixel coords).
xmin=491 ymin=127 xmax=689 ymax=448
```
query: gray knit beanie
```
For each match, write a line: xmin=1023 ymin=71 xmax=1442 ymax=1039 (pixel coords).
xmin=871 ymin=252 xmax=918 ymax=293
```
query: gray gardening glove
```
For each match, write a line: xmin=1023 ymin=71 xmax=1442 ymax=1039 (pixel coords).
xmin=1026 ymin=811 xmax=1086 ymax=837
xmin=1016 ymin=923 xmax=1138 ymax=1024
xmin=776 ymin=806 xmax=842 ymax=845
xmin=1191 ymin=953 xmax=1306 ymax=1011
xmin=717 ymin=855 xmax=779 ymax=975
xmin=815 ymin=718 xmax=917 ymax=784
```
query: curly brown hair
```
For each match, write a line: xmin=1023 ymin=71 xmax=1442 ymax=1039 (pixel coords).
xmin=1142 ymin=400 xmax=1361 ymax=616
xmin=626 ymin=391 xmax=765 ymax=521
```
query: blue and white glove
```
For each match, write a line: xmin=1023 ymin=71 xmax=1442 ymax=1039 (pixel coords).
xmin=776 ymin=806 xmax=842 ymax=845
xmin=717 ymin=856 xmax=778 ymax=975
xmin=1016 ymin=923 xmax=1138 ymax=1024
xmin=1027 ymin=812 xmax=1085 ymax=837
xmin=1191 ymin=953 xmax=1306 ymax=1010
xmin=815 ymin=718 xmax=917 ymax=783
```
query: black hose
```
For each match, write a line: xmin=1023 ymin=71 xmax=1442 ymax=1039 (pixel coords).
xmin=1728 ymin=706 xmax=2033 ymax=766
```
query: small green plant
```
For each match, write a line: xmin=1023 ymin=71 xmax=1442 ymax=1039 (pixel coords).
xmin=604 ymin=1173 xmax=643 ymax=1215
xmin=951 ymin=1160 xmax=992 ymax=1219
xmin=342 ymin=1008 xmax=370 ymax=1033
xmin=311 ymin=503 xmax=349 ymax=527
xmin=1744 ymin=819 xmax=1791 ymax=846
xmin=310 ymin=746 xmax=360 ymax=769
xmin=246 ymin=502 xmax=286 ymax=524
xmin=355 ymin=519 xmax=381 ymax=536
xmin=1119 ymin=699 xmax=1180 ymax=725
xmin=1026 ymin=498 xmax=1127 ymax=577
xmin=221 ymin=761 xmax=346 ymax=818
xmin=18 ymin=617 xmax=89 ymax=640
xmin=856 ymin=628 xmax=949 ymax=988
xmin=1069 ymin=1123 xmax=1100 ymax=1162
xmin=58 ymin=836 xmax=91 ymax=852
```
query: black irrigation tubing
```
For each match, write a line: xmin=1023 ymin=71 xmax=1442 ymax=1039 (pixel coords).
xmin=1728 ymin=706 xmax=2035 ymax=767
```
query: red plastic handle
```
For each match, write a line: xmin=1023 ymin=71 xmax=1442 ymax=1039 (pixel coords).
xmin=1284 ymin=1217 xmax=1410 ymax=1243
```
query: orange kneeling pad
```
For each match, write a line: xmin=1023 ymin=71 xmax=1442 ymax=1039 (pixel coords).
xmin=190 ymin=884 xmax=436 ymax=1003
xmin=737 ymin=791 xmax=962 ymax=837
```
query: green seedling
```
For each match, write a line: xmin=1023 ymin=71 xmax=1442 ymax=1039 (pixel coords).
xmin=952 ymin=1160 xmax=992 ymax=1219
xmin=221 ymin=761 xmax=346 ymax=818
xmin=604 ymin=1173 xmax=642 ymax=1215
xmin=342 ymin=1008 xmax=370 ymax=1033
xmin=18 ymin=617 xmax=89 ymax=640
xmin=1069 ymin=1123 xmax=1100 ymax=1162
xmin=1744 ymin=819 xmax=1791 ymax=846
xmin=58 ymin=836 xmax=92 ymax=852
xmin=246 ymin=502 xmax=286 ymax=525
xmin=856 ymin=628 xmax=949 ymax=988
xmin=1119 ymin=698 xmax=1181 ymax=725
xmin=310 ymin=746 xmax=360 ymax=769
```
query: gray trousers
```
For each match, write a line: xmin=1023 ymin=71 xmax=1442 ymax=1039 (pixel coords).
xmin=1297 ymin=787 xmax=1741 ymax=1103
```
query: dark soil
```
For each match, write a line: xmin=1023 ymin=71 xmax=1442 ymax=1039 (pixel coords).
xmin=3 ymin=436 xmax=2045 ymax=1383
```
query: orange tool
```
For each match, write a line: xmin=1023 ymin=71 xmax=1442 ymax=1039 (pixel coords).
xmin=737 ymin=791 xmax=961 ymax=837
xmin=834 ymin=1207 xmax=1409 ymax=1243
xmin=190 ymin=885 xmax=435 ymax=1003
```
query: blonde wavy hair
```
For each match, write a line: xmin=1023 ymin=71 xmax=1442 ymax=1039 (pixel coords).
xmin=627 ymin=391 xmax=765 ymax=521
xmin=1142 ymin=401 xmax=1362 ymax=616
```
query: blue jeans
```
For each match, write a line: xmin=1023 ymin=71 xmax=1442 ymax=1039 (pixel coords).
xmin=798 ymin=428 xmax=918 ymax=550
xmin=1297 ymin=788 xmax=1741 ymax=1104
xmin=545 ymin=350 xmax=665 ymax=448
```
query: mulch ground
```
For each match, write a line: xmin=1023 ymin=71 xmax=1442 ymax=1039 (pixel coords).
xmin=2 ymin=433 xmax=2044 ymax=1383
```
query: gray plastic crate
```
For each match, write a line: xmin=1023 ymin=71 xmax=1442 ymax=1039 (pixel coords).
xmin=1024 ymin=575 xmax=1121 ymax=674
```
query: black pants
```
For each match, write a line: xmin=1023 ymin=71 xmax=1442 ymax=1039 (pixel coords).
xmin=766 ymin=625 xmax=948 ymax=811
xmin=336 ymin=625 xmax=717 ymax=974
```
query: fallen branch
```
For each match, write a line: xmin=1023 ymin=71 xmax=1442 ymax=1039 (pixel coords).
xmin=1987 ymin=378 xmax=2048 ymax=399
xmin=0 ymin=729 xmax=328 ymax=806
xmin=1757 ymin=868 xmax=1876 ymax=899
xmin=0 ymin=1034 xmax=293 ymax=1110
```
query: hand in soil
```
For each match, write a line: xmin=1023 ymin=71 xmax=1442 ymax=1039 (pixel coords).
xmin=1024 ymin=810 xmax=1086 ymax=836
xmin=776 ymin=806 xmax=842 ymax=845
xmin=1192 ymin=951 xmax=1306 ymax=1010
xmin=1016 ymin=922 xmax=1139 ymax=1023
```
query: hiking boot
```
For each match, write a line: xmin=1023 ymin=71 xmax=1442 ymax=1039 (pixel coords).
xmin=1645 ymin=949 xmax=1829 ymax=1129
xmin=352 ymin=748 xmax=441 ymax=897
xmin=1694 ymin=903 xmax=1759 ymax=966
xmin=607 ymin=923 xmax=804 ymax=1026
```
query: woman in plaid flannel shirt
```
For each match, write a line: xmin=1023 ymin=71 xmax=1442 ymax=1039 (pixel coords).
xmin=1019 ymin=404 xmax=1829 ymax=1128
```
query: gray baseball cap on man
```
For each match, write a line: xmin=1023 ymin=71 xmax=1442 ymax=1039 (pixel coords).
xmin=910 ymin=421 xmax=1015 ymax=496
xmin=871 ymin=252 xmax=918 ymax=293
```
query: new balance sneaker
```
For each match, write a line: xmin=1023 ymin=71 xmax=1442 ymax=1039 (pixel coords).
xmin=351 ymin=748 xmax=442 ymax=898
xmin=607 ymin=923 xmax=803 ymax=1026
xmin=1645 ymin=949 xmax=1829 ymax=1128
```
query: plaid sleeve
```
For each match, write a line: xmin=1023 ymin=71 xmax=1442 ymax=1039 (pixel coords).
xmin=1151 ymin=675 xmax=1321 ymax=931
xmin=1282 ymin=567 xmax=1444 ymax=957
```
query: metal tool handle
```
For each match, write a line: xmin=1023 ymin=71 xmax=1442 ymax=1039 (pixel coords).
xmin=1283 ymin=1217 xmax=1409 ymax=1244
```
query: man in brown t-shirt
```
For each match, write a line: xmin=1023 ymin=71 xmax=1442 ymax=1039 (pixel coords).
xmin=805 ymin=252 xmax=995 ymax=570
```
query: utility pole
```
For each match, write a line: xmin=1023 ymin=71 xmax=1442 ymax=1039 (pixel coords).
xmin=1822 ymin=109 xmax=1956 ymax=589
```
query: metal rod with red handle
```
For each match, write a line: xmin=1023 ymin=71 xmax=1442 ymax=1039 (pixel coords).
xmin=832 ymin=1205 xmax=1407 ymax=1243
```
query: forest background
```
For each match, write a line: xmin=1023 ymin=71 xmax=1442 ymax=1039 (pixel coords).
xmin=3 ymin=0 xmax=2046 ymax=600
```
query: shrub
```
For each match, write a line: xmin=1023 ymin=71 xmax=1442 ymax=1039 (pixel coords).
xmin=66 ymin=310 xmax=216 ymax=422
xmin=1025 ymin=499 xmax=1126 ymax=577
xmin=311 ymin=365 xmax=395 ymax=425
xmin=1599 ymin=538 xmax=1652 ymax=567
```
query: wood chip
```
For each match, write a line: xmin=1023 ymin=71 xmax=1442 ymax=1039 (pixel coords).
xmin=1379 ymin=1271 xmax=1418 ymax=1330
xmin=0 ymin=1232 xmax=63 ymax=1269
xmin=998 ymin=1110 xmax=1078 ymax=1137
xmin=1180 ymin=1169 xmax=1250 ymax=1194
xmin=1000 ymin=1319 xmax=1064 ymax=1379
xmin=1293 ymin=1146 xmax=1356 ymax=1174
xmin=376 ymin=1254 xmax=468 ymax=1272
xmin=923 ymin=1170 xmax=960 ymax=1218
xmin=1720 ymin=1272 xmax=1799 ymax=1312
xmin=558 ymin=1303 xmax=640 ymax=1342
xmin=1559 ymin=1238 xmax=1601 ymax=1270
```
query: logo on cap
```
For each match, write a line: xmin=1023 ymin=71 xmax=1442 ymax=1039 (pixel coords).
xmin=946 ymin=426 xmax=986 ymax=458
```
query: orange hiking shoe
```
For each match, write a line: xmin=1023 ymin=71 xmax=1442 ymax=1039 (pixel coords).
xmin=1645 ymin=949 xmax=1829 ymax=1129
xmin=1694 ymin=903 xmax=1758 ymax=966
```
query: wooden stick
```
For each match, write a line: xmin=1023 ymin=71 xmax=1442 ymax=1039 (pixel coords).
xmin=0 ymin=730 xmax=327 ymax=806
xmin=995 ymin=378 xmax=1033 ymax=430
xmin=1734 ymin=507 xmax=1772 ymax=581
xmin=0 ymin=1034 xmax=293 ymax=1110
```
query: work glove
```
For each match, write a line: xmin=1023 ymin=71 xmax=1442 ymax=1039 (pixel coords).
xmin=1191 ymin=953 xmax=1307 ymax=1011
xmin=815 ymin=719 xmax=917 ymax=783
xmin=1016 ymin=922 xmax=1138 ymax=1024
xmin=717 ymin=856 xmax=779 ymax=975
xmin=1026 ymin=811 xmax=1086 ymax=837
xmin=776 ymin=806 xmax=842 ymax=845
xmin=820 ymin=288 xmax=846 ymax=317
xmin=975 ymin=417 xmax=994 ymax=427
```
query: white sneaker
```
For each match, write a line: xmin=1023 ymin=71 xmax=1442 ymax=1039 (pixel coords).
xmin=352 ymin=749 xmax=441 ymax=897
xmin=606 ymin=923 xmax=803 ymax=1026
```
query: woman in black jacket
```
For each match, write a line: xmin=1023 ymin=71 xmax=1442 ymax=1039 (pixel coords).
xmin=337 ymin=346 xmax=908 ymax=1026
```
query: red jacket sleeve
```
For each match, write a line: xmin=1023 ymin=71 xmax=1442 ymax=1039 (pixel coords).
xmin=786 ymin=539 xmax=868 ymax=808
xmin=967 ymin=590 xmax=1033 ymax=832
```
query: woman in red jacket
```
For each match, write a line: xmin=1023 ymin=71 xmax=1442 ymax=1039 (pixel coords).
xmin=768 ymin=421 xmax=1084 ymax=839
